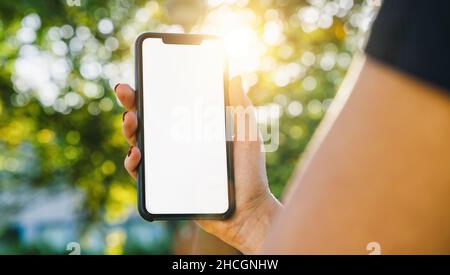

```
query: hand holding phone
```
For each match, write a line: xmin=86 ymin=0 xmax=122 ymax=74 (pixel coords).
xmin=114 ymin=33 xmax=281 ymax=253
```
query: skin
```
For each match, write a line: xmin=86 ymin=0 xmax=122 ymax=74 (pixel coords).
xmin=116 ymin=77 xmax=282 ymax=254
xmin=263 ymin=56 xmax=450 ymax=254
xmin=115 ymin=55 xmax=450 ymax=254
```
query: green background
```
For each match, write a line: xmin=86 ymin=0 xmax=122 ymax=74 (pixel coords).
xmin=0 ymin=0 xmax=377 ymax=254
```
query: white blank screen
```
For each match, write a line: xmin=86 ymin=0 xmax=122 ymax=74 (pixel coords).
xmin=141 ymin=37 xmax=229 ymax=214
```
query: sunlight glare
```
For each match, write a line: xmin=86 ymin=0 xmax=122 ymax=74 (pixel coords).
xmin=263 ymin=21 xmax=283 ymax=46
xmin=198 ymin=7 xmax=265 ymax=78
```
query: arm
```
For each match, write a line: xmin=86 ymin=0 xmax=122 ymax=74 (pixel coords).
xmin=262 ymin=55 xmax=450 ymax=254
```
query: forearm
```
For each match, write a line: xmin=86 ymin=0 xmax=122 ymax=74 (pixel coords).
xmin=262 ymin=57 xmax=450 ymax=254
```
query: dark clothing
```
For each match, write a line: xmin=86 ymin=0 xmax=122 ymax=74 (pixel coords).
xmin=365 ymin=0 xmax=450 ymax=92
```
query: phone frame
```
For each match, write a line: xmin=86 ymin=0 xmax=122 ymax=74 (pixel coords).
xmin=135 ymin=32 xmax=235 ymax=221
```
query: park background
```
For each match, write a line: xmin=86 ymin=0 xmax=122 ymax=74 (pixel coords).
xmin=0 ymin=0 xmax=378 ymax=254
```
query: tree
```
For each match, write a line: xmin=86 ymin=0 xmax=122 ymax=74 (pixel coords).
xmin=0 ymin=0 xmax=377 ymax=254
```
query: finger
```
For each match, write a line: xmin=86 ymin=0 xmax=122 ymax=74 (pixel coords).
xmin=122 ymin=111 xmax=138 ymax=145
xmin=227 ymin=77 xmax=259 ymax=143
xmin=114 ymin=83 xmax=136 ymax=111
xmin=227 ymin=79 xmax=266 ymax=187
xmin=228 ymin=76 xmax=252 ymax=107
xmin=124 ymin=146 xmax=141 ymax=179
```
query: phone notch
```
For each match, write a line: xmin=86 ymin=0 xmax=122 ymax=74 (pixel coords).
xmin=162 ymin=34 xmax=203 ymax=45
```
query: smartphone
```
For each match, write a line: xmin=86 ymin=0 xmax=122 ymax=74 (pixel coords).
xmin=134 ymin=33 xmax=235 ymax=221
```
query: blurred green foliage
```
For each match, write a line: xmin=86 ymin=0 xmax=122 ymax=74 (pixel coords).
xmin=0 ymin=0 xmax=376 ymax=254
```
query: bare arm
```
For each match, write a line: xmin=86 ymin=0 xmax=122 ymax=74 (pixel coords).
xmin=262 ymin=55 xmax=450 ymax=254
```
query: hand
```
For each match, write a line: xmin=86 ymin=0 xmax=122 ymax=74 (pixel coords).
xmin=114 ymin=78 xmax=282 ymax=254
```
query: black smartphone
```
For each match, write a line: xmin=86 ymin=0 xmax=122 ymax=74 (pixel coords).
xmin=135 ymin=33 xmax=235 ymax=221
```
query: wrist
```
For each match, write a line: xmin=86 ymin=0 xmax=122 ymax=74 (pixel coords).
xmin=228 ymin=193 xmax=282 ymax=254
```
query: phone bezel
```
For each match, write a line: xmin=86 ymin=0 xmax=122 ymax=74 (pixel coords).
xmin=135 ymin=32 xmax=235 ymax=221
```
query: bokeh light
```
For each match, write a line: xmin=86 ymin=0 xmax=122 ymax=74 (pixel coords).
xmin=0 ymin=0 xmax=379 ymax=254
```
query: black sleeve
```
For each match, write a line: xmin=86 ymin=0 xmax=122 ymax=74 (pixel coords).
xmin=365 ymin=0 xmax=450 ymax=93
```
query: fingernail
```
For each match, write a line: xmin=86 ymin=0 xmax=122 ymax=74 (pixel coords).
xmin=122 ymin=111 xmax=128 ymax=122
xmin=127 ymin=146 xmax=133 ymax=157
xmin=114 ymin=83 xmax=121 ymax=93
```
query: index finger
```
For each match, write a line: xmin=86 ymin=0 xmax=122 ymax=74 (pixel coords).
xmin=114 ymin=83 xmax=136 ymax=111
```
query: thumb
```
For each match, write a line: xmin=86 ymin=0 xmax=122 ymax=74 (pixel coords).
xmin=227 ymin=76 xmax=261 ymax=144
xmin=228 ymin=76 xmax=252 ymax=107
